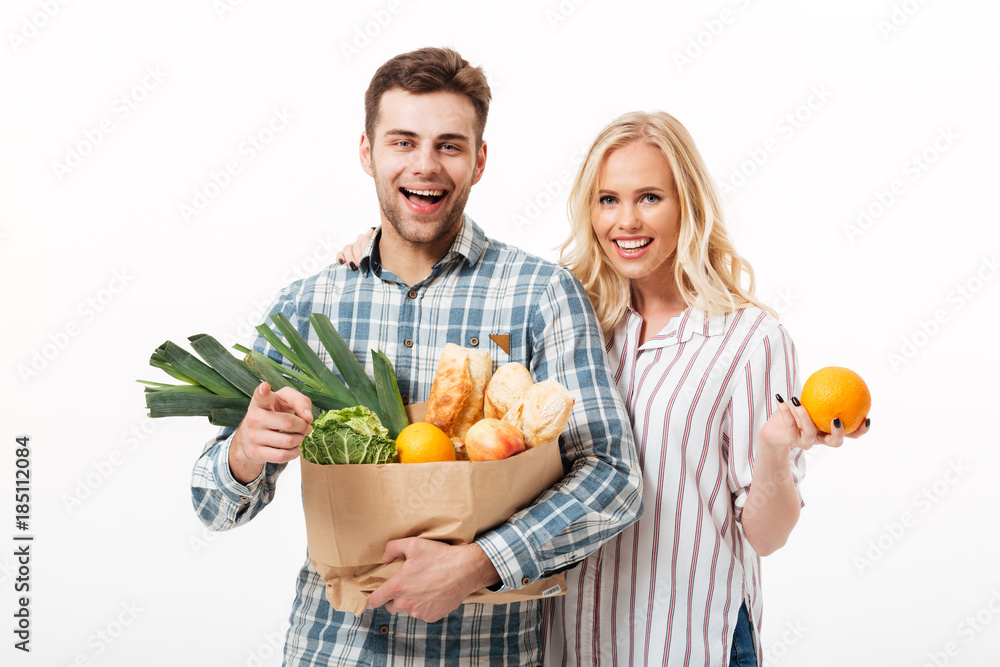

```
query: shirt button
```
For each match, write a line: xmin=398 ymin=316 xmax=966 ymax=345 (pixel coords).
xmin=521 ymin=576 xmax=531 ymax=586
xmin=401 ymin=394 xmax=409 ymax=404
xmin=470 ymin=337 xmax=479 ymax=346
xmin=379 ymin=625 xmax=389 ymax=634
xmin=404 ymin=339 xmax=413 ymax=348
xmin=407 ymin=290 xmax=418 ymax=299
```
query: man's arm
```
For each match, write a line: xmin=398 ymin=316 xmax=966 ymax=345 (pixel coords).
xmin=368 ymin=267 xmax=643 ymax=619
xmin=191 ymin=294 xmax=313 ymax=531
xmin=473 ymin=268 xmax=643 ymax=590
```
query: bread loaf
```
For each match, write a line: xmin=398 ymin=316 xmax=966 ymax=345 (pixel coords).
xmin=484 ymin=362 xmax=534 ymax=420
xmin=501 ymin=379 xmax=575 ymax=448
xmin=424 ymin=343 xmax=492 ymax=445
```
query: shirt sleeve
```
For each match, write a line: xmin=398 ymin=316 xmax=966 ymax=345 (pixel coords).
xmin=189 ymin=288 xmax=302 ymax=531
xmin=724 ymin=321 xmax=807 ymax=520
xmin=191 ymin=428 xmax=288 ymax=530
xmin=474 ymin=268 xmax=644 ymax=591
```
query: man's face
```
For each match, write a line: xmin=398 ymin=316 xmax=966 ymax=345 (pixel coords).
xmin=360 ymin=89 xmax=486 ymax=249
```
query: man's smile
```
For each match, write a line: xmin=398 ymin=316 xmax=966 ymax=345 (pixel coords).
xmin=400 ymin=186 xmax=448 ymax=214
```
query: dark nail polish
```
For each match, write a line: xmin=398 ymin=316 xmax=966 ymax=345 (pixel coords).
xmin=775 ymin=394 xmax=785 ymax=403
xmin=833 ymin=417 xmax=842 ymax=429
xmin=349 ymin=261 xmax=357 ymax=271
xmin=790 ymin=396 xmax=801 ymax=407
xmin=338 ymin=257 xmax=345 ymax=265
xmin=865 ymin=418 xmax=871 ymax=428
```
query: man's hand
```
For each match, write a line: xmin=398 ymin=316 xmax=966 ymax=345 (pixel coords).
xmin=229 ymin=382 xmax=313 ymax=485
xmin=367 ymin=538 xmax=501 ymax=623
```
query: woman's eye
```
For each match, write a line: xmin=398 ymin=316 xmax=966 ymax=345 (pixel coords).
xmin=599 ymin=195 xmax=617 ymax=205
xmin=641 ymin=193 xmax=660 ymax=204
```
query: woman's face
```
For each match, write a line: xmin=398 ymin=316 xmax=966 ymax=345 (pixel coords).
xmin=591 ymin=141 xmax=681 ymax=288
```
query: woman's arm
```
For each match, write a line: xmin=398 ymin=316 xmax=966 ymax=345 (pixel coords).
xmin=742 ymin=395 xmax=869 ymax=555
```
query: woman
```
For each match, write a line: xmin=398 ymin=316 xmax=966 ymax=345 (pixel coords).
xmin=338 ymin=111 xmax=868 ymax=666
xmin=547 ymin=111 xmax=867 ymax=666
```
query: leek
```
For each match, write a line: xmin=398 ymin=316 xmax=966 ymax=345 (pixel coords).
xmin=139 ymin=317 xmax=408 ymax=436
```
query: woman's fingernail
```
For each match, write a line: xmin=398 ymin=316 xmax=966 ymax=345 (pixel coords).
xmin=833 ymin=417 xmax=842 ymax=429
xmin=865 ymin=417 xmax=871 ymax=428
xmin=775 ymin=394 xmax=785 ymax=403
xmin=790 ymin=396 xmax=801 ymax=407
xmin=349 ymin=261 xmax=357 ymax=271
xmin=338 ymin=257 xmax=345 ymax=265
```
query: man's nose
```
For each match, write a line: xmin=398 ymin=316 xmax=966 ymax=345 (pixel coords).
xmin=410 ymin=146 xmax=441 ymax=175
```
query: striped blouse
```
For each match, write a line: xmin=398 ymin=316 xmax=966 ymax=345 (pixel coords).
xmin=546 ymin=305 xmax=806 ymax=666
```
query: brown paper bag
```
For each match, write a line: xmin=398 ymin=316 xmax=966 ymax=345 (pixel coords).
xmin=300 ymin=403 xmax=569 ymax=616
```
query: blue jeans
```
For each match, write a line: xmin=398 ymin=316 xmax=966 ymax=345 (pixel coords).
xmin=730 ymin=602 xmax=757 ymax=667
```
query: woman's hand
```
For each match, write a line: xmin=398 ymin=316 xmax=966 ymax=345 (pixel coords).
xmin=758 ymin=394 xmax=870 ymax=450
xmin=336 ymin=228 xmax=377 ymax=269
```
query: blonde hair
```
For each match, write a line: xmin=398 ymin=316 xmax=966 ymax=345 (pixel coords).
xmin=559 ymin=111 xmax=774 ymax=338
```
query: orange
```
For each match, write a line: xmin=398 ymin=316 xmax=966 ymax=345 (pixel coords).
xmin=799 ymin=366 xmax=871 ymax=434
xmin=395 ymin=422 xmax=457 ymax=463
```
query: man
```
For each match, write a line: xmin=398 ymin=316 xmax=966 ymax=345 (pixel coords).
xmin=191 ymin=47 xmax=642 ymax=665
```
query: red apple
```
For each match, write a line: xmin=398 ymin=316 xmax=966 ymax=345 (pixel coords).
xmin=464 ymin=419 xmax=525 ymax=461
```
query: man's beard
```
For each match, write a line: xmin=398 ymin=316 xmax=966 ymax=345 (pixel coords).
xmin=372 ymin=162 xmax=473 ymax=247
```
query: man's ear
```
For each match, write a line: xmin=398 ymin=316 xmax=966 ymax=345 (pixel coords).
xmin=471 ymin=140 xmax=487 ymax=185
xmin=359 ymin=132 xmax=374 ymax=177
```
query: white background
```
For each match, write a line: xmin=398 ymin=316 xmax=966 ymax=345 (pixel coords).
xmin=3 ymin=1 xmax=999 ymax=665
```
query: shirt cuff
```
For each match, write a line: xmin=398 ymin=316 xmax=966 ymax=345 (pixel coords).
xmin=475 ymin=522 xmax=543 ymax=592
xmin=213 ymin=434 xmax=264 ymax=506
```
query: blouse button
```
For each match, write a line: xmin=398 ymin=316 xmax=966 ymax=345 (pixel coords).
xmin=407 ymin=290 xmax=417 ymax=299
xmin=470 ymin=337 xmax=479 ymax=346
xmin=404 ymin=339 xmax=413 ymax=348
xmin=521 ymin=576 xmax=531 ymax=586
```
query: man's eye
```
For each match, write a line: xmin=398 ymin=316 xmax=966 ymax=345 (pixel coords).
xmin=441 ymin=144 xmax=459 ymax=151
xmin=396 ymin=140 xmax=412 ymax=148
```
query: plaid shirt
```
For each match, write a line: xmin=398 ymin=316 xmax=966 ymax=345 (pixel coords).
xmin=191 ymin=217 xmax=643 ymax=666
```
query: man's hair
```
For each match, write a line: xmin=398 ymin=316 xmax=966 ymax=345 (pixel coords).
xmin=364 ymin=47 xmax=491 ymax=147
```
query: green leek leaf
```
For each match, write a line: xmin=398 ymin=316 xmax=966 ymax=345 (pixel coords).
xmin=310 ymin=313 xmax=382 ymax=418
xmin=270 ymin=313 xmax=357 ymax=407
xmin=188 ymin=334 xmax=262 ymax=397
xmin=159 ymin=341 xmax=244 ymax=398
xmin=372 ymin=349 xmax=408 ymax=440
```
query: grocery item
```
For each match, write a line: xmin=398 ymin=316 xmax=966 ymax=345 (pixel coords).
xmin=464 ymin=418 xmax=526 ymax=461
xmin=799 ymin=366 xmax=871 ymax=434
xmin=423 ymin=343 xmax=492 ymax=444
xmin=502 ymin=379 xmax=575 ymax=448
xmin=484 ymin=362 xmax=533 ymax=420
xmin=396 ymin=422 xmax=458 ymax=463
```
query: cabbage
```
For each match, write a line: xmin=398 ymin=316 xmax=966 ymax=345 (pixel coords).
xmin=301 ymin=405 xmax=397 ymax=465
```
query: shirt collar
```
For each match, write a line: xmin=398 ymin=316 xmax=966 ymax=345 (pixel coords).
xmin=628 ymin=302 xmax=728 ymax=350
xmin=360 ymin=215 xmax=486 ymax=279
